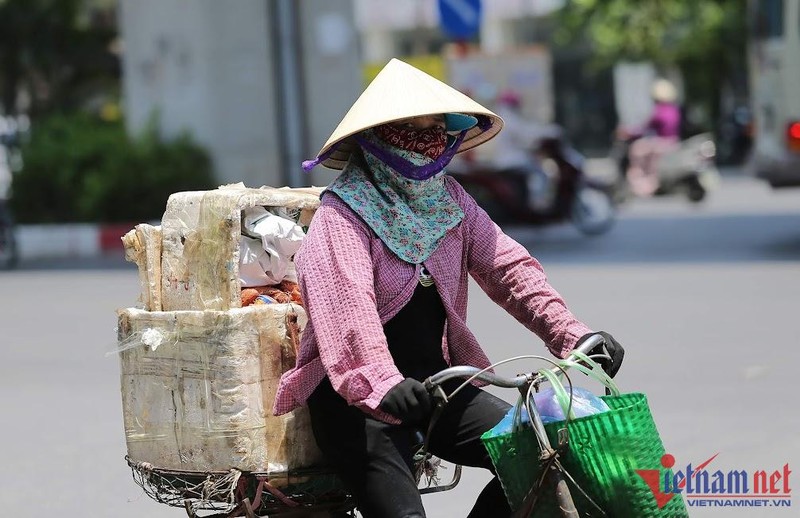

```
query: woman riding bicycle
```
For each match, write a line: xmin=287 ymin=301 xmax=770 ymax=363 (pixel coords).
xmin=272 ymin=58 xmax=625 ymax=518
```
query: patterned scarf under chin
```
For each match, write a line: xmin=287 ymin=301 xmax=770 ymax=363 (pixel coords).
xmin=325 ymin=128 xmax=464 ymax=264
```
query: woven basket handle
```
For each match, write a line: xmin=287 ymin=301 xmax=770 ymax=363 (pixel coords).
xmin=560 ymin=351 xmax=621 ymax=397
xmin=534 ymin=352 xmax=622 ymax=423
xmin=537 ymin=367 xmax=578 ymax=421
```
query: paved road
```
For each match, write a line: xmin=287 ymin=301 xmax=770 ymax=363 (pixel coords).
xmin=426 ymin=175 xmax=800 ymax=517
xmin=1 ymin=173 xmax=797 ymax=517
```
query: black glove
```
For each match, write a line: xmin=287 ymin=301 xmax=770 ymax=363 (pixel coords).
xmin=576 ymin=331 xmax=625 ymax=378
xmin=379 ymin=378 xmax=432 ymax=423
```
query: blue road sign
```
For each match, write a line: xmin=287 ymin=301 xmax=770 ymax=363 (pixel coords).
xmin=438 ymin=0 xmax=482 ymax=40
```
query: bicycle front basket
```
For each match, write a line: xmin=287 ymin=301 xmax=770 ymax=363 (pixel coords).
xmin=481 ymin=393 xmax=689 ymax=518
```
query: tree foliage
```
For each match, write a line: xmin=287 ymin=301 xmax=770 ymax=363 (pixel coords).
xmin=556 ymin=0 xmax=749 ymax=125
xmin=10 ymin=112 xmax=216 ymax=224
xmin=0 ymin=0 xmax=118 ymax=116
xmin=556 ymin=0 xmax=746 ymax=66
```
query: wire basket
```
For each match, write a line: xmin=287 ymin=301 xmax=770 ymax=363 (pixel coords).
xmin=126 ymin=456 xmax=355 ymax=517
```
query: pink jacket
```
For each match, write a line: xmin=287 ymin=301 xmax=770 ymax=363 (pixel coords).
xmin=272 ymin=177 xmax=592 ymax=422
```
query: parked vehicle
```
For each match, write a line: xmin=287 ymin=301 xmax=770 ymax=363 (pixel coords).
xmin=0 ymin=199 xmax=16 ymax=270
xmin=0 ymin=116 xmax=21 ymax=270
xmin=716 ymin=104 xmax=753 ymax=166
xmin=610 ymin=132 xmax=720 ymax=203
xmin=747 ymin=0 xmax=800 ymax=188
xmin=449 ymin=135 xmax=616 ymax=236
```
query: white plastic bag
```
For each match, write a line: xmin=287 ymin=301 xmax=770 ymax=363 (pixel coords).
xmin=532 ymin=386 xmax=610 ymax=424
xmin=239 ymin=236 xmax=281 ymax=286
xmin=240 ymin=207 xmax=305 ymax=285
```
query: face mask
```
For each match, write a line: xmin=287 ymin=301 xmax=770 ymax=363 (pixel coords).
xmin=373 ymin=124 xmax=448 ymax=160
xmin=354 ymin=130 xmax=467 ymax=181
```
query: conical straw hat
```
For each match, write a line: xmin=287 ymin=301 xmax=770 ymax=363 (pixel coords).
xmin=313 ymin=58 xmax=504 ymax=170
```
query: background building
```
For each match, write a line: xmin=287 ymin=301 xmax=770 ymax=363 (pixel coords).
xmin=354 ymin=0 xmax=618 ymax=154
xmin=118 ymin=0 xmax=625 ymax=191
xmin=118 ymin=0 xmax=362 ymax=188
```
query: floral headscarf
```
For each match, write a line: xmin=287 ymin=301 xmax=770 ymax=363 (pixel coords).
xmin=325 ymin=128 xmax=464 ymax=264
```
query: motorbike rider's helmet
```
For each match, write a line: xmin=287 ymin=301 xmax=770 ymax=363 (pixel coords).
xmin=651 ymin=79 xmax=678 ymax=104
xmin=496 ymin=89 xmax=523 ymax=110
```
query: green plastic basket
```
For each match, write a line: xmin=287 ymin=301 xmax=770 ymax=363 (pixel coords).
xmin=481 ymin=393 xmax=689 ymax=518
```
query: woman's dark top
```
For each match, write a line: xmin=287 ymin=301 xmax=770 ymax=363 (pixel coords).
xmin=383 ymin=279 xmax=448 ymax=381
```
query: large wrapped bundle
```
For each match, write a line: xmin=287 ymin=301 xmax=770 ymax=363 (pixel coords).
xmin=117 ymin=184 xmax=325 ymax=475
xmin=117 ymin=304 xmax=322 ymax=473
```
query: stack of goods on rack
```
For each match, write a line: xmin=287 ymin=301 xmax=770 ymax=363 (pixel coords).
xmin=117 ymin=183 xmax=324 ymax=476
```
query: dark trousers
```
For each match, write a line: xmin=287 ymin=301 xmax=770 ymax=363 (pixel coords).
xmin=307 ymin=378 xmax=513 ymax=518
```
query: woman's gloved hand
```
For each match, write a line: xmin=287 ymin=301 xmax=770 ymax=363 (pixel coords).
xmin=576 ymin=331 xmax=625 ymax=378
xmin=379 ymin=378 xmax=432 ymax=423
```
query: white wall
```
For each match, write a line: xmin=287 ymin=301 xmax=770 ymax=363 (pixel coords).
xmin=119 ymin=0 xmax=362 ymax=189
xmin=613 ymin=62 xmax=657 ymax=130
xmin=298 ymin=0 xmax=364 ymax=187
xmin=119 ymin=0 xmax=279 ymax=188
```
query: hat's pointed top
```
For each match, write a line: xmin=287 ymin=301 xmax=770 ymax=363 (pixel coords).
xmin=312 ymin=58 xmax=503 ymax=170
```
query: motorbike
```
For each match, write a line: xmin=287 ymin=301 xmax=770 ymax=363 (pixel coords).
xmin=716 ymin=104 xmax=753 ymax=166
xmin=0 ymin=199 xmax=16 ymax=270
xmin=610 ymin=132 xmax=720 ymax=203
xmin=448 ymin=135 xmax=617 ymax=236
xmin=0 ymin=118 xmax=20 ymax=270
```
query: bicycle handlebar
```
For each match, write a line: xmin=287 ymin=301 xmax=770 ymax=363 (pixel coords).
xmin=423 ymin=334 xmax=605 ymax=391
xmin=421 ymin=334 xmax=606 ymax=518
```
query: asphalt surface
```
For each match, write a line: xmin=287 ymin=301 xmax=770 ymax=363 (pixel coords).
xmin=1 ymin=171 xmax=797 ymax=517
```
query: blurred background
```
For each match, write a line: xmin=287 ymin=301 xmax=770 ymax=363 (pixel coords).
xmin=0 ymin=0 xmax=777 ymax=231
xmin=1 ymin=1 xmax=798 ymax=517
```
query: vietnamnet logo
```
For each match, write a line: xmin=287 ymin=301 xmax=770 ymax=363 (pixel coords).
xmin=636 ymin=453 xmax=792 ymax=509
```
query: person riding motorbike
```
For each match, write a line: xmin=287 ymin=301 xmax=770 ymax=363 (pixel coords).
xmin=490 ymin=89 xmax=562 ymax=211
xmin=617 ymin=78 xmax=682 ymax=197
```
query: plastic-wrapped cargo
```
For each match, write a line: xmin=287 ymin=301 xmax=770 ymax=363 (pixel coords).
xmin=159 ymin=183 xmax=323 ymax=311
xmin=122 ymin=223 xmax=163 ymax=311
xmin=117 ymin=184 xmax=325 ymax=476
xmin=117 ymin=305 xmax=321 ymax=472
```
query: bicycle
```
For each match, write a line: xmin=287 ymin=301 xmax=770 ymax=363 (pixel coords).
xmin=127 ymin=335 xmax=607 ymax=517
xmin=127 ymin=447 xmax=461 ymax=518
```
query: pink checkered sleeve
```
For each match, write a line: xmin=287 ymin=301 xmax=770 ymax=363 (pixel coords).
xmin=293 ymin=197 xmax=406 ymax=415
xmin=453 ymin=181 xmax=593 ymax=358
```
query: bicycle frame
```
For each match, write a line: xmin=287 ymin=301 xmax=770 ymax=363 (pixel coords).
xmin=127 ymin=335 xmax=606 ymax=518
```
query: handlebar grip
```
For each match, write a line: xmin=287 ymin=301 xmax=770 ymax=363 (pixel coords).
xmin=571 ymin=333 xmax=605 ymax=357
